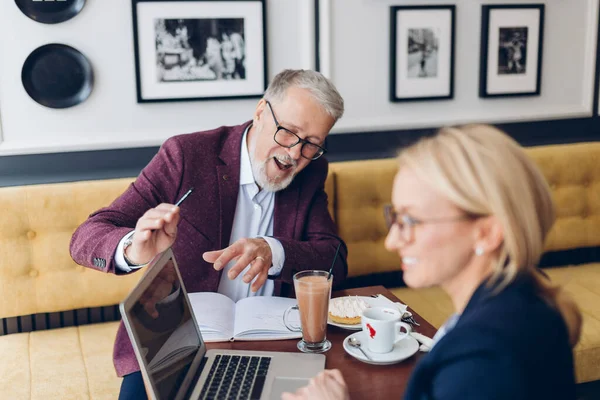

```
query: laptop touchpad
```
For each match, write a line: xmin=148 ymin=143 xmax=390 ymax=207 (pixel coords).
xmin=269 ymin=377 xmax=310 ymax=400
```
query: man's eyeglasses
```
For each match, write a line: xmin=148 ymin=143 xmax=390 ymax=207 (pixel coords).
xmin=265 ymin=100 xmax=327 ymax=161
xmin=383 ymin=204 xmax=475 ymax=242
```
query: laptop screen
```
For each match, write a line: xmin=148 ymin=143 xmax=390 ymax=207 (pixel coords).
xmin=126 ymin=255 xmax=203 ymax=399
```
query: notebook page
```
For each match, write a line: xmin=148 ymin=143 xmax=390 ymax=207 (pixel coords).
xmin=232 ymin=296 xmax=301 ymax=339
xmin=188 ymin=292 xmax=235 ymax=342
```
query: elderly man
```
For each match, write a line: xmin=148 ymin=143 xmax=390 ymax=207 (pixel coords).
xmin=69 ymin=69 xmax=348 ymax=399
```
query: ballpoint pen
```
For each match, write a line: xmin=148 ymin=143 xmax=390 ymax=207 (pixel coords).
xmin=175 ymin=187 xmax=194 ymax=207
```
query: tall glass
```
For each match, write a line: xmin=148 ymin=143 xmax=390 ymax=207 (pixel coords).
xmin=283 ymin=270 xmax=333 ymax=353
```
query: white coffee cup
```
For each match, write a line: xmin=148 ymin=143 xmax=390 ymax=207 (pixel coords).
xmin=361 ymin=307 xmax=412 ymax=353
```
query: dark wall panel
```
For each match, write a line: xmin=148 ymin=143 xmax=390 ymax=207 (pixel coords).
xmin=1 ymin=117 xmax=599 ymax=187
xmin=0 ymin=147 xmax=159 ymax=187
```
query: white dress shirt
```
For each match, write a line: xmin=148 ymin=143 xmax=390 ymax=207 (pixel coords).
xmin=115 ymin=126 xmax=285 ymax=302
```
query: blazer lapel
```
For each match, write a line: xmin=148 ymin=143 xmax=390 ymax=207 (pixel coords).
xmin=273 ymin=180 xmax=300 ymax=297
xmin=274 ymin=179 xmax=300 ymax=239
xmin=217 ymin=164 xmax=239 ymax=249
xmin=216 ymin=122 xmax=250 ymax=249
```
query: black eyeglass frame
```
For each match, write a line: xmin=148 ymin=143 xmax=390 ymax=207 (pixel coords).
xmin=265 ymin=100 xmax=327 ymax=161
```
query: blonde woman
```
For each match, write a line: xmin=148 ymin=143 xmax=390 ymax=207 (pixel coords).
xmin=283 ymin=125 xmax=581 ymax=400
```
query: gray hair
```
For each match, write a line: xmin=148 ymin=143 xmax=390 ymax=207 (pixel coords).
xmin=263 ymin=69 xmax=344 ymax=123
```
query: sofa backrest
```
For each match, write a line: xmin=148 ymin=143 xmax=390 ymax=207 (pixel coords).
xmin=327 ymin=159 xmax=398 ymax=277
xmin=0 ymin=178 xmax=139 ymax=319
xmin=527 ymin=142 xmax=600 ymax=251
xmin=0 ymin=141 xmax=597 ymax=321
xmin=329 ymin=141 xmax=600 ymax=278
xmin=0 ymin=172 xmax=336 ymax=322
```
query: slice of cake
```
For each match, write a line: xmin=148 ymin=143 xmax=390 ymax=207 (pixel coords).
xmin=328 ymin=296 xmax=370 ymax=325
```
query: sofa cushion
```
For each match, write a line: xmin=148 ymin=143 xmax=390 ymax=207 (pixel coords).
xmin=0 ymin=179 xmax=141 ymax=319
xmin=329 ymin=159 xmax=398 ymax=277
xmin=391 ymin=263 xmax=600 ymax=383
xmin=0 ymin=321 xmax=121 ymax=399
xmin=529 ymin=143 xmax=600 ymax=252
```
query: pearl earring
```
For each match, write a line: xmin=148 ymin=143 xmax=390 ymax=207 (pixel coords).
xmin=475 ymin=247 xmax=484 ymax=256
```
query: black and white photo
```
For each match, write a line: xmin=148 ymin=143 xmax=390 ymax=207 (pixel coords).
xmin=390 ymin=6 xmax=455 ymax=102
xmin=132 ymin=0 xmax=266 ymax=103
xmin=480 ymin=5 xmax=544 ymax=98
xmin=498 ymin=27 xmax=528 ymax=75
xmin=155 ymin=18 xmax=246 ymax=82
xmin=407 ymin=28 xmax=439 ymax=79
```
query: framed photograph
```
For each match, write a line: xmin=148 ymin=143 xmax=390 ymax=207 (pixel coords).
xmin=479 ymin=4 xmax=545 ymax=98
xmin=131 ymin=0 xmax=267 ymax=103
xmin=389 ymin=5 xmax=455 ymax=102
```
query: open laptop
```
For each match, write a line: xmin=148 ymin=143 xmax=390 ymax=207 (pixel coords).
xmin=120 ymin=248 xmax=325 ymax=400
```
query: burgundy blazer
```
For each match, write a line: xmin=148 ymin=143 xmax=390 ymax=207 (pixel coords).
xmin=69 ymin=121 xmax=348 ymax=377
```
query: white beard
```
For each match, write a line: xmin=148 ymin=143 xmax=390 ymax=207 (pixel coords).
xmin=249 ymin=138 xmax=297 ymax=192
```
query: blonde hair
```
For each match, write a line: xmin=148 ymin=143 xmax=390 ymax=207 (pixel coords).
xmin=397 ymin=124 xmax=582 ymax=346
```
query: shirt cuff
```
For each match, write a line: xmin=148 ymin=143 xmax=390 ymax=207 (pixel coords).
xmin=260 ymin=236 xmax=285 ymax=276
xmin=115 ymin=231 xmax=144 ymax=273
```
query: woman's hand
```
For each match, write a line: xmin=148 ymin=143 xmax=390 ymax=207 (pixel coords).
xmin=281 ymin=369 xmax=350 ymax=400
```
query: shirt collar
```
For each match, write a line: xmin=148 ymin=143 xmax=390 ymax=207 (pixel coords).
xmin=239 ymin=124 xmax=255 ymax=186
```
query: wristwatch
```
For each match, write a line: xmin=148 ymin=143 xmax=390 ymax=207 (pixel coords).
xmin=123 ymin=236 xmax=147 ymax=267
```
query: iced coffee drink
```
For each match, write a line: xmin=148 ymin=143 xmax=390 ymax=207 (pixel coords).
xmin=284 ymin=270 xmax=332 ymax=353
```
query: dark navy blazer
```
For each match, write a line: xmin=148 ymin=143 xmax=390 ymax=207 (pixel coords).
xmin=404 ymin=273 xmax=576 ymax=400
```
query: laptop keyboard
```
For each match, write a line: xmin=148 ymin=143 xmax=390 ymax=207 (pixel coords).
xmin=199 ymin=354 xmax=272 ymax=400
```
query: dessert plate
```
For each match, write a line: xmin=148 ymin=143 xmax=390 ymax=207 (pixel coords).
xmin=343 ymin=331 xmax=419 ymax=365
xmin=328 ymin=295 xmax=411 ymax=330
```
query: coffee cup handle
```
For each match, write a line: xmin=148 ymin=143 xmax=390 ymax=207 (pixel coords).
xmin=394 ymin=321 xmax=412 ymax=342
xmin=283 ymin=305 xmax=302 ymax=332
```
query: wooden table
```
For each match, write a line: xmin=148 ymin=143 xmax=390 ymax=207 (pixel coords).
xmin=207 ymin=286 xmax=438 ymax=399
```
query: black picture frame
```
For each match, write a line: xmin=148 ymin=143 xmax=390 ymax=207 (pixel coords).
xmin=314 ymin=0 xmax=321 ymax=72
xmin=389 ymin=5 xmax=456 ymax=103
xmin=131 ymin=0 xmax=268 ymax=103
xmin=479 ymin=4 xmax=545 ymax=98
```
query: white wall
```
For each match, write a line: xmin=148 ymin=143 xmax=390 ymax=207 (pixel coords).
xmin=0 ymin=0 xmax=316 ymax=155
xmin=322 ymin=0 xmax=598 ymax=134
xmin=0 ymin=0 xmax=597 ymax=155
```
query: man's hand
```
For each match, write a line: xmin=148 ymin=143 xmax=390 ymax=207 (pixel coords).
xmin=125 ymin=204 xmax=181 ymax=265
xmin=281 ymin=369 xmax=350 ymax=400
xmin=203 ymin=238 xmax=273 ymax=292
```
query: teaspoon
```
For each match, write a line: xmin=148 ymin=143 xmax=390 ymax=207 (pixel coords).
xmin=348 ymin=337 xmax=372 ymax=360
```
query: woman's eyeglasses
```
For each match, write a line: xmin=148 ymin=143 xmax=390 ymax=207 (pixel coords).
xmin=383 ymin=204 xmax=476 ymax=242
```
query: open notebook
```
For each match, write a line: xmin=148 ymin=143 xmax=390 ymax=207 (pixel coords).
xmin=143 ymin=292 xmax=302 ymax=374
xmin=189 ymin=292 xmax=302 ymax=342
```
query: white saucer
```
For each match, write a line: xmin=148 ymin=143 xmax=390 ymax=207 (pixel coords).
xmin=328 ymin=296 xmax=412 ymax=330
xmin=342 ymin=331 xmax=419 ymax=365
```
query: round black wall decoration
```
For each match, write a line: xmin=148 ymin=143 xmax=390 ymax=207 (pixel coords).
xmin=21 ymin=44 xmax=94 ymax=109
xmin=15 ymin=0 xmax=86 ymax=24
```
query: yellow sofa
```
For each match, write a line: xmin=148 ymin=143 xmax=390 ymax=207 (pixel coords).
xmin=330 ymin=141 xmax=600 ymax=384
xmin=0 ymin=141 xmax=598 ymax=398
